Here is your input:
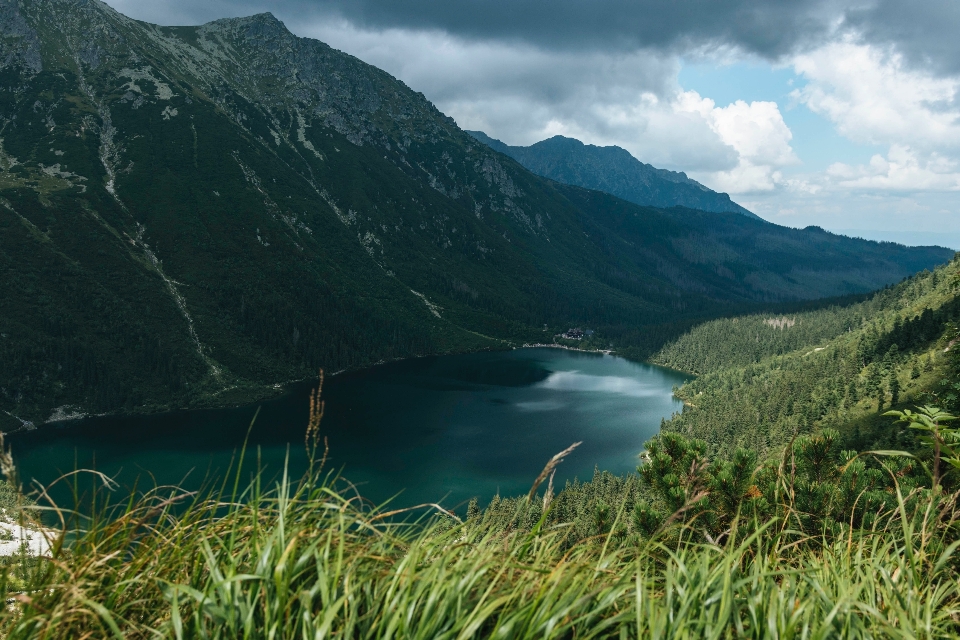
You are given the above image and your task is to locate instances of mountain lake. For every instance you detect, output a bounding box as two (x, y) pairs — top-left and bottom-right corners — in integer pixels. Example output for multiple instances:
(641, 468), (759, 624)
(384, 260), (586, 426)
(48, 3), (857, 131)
(10, 348), (690, 512)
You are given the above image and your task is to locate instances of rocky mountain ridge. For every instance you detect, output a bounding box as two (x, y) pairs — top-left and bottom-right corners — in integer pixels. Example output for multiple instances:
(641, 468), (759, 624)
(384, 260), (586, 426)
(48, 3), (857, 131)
(467, 131), (758, 218)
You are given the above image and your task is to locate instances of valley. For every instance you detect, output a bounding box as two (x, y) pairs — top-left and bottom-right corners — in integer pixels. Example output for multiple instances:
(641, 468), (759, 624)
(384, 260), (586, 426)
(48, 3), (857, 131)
(0, 0), (952, 427)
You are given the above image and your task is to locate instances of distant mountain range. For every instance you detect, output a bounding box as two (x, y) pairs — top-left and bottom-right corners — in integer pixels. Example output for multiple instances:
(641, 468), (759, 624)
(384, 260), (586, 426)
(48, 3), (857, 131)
(467, 131), (759, 219)
(0, 0), (952, 425)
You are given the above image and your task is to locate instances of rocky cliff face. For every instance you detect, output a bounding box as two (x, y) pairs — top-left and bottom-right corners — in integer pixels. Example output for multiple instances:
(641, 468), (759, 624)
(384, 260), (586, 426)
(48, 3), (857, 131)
(0, 0), (952, 425)
(1, 2), (537, 225)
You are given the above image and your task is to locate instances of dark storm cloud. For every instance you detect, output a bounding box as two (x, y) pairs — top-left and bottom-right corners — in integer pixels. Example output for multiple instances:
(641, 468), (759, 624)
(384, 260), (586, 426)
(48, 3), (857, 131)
(307, 0), (837, 57)
(112, 0), (838, 56)
(106, 0), (269, 26)
(845, 0), (960, 75)
(109, 0), (960, 76)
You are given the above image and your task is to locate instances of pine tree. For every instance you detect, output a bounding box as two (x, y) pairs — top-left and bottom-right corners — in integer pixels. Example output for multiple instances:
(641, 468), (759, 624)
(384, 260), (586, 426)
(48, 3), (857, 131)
(882, 344), (899, 369)
(847, 378), (860, 403)
(888, 370), (900, 406)
(466, 498), (481, 520)
(866, 364), (883, 407)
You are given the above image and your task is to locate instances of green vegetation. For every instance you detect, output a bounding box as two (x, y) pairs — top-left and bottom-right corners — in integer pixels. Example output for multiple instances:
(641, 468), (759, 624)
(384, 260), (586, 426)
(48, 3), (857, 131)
(2, 425), (960, 638)
(651, 257), (960, 457)
(0, 256), (958, 638)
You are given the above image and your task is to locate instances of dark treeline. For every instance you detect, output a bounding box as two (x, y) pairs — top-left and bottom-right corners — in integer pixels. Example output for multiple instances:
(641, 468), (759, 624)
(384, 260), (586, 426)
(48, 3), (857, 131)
(652, 267), (952, 375)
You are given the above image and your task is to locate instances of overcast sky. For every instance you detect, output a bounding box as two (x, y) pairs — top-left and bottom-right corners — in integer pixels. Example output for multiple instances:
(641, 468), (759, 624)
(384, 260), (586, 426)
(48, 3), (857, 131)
(105, 0), (960, 248)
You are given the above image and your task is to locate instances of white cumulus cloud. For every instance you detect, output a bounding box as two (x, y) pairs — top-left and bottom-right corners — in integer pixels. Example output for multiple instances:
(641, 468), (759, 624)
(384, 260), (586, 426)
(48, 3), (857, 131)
(792, 40), (960, 150)
(789, 39), (960, 194)
(826, 145), (960, 191)
(676, 92), (798, 193)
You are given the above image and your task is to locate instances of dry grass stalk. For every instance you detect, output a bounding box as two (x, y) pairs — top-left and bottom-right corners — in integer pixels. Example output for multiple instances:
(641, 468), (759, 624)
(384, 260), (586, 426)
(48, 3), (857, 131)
(305, 369), (325, 449)
(528, 442), (581, 502)
(543, 470), (556, 512)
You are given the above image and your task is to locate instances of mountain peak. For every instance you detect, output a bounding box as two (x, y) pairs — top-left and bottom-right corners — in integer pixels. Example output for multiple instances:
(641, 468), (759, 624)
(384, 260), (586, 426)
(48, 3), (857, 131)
(240, 11), (282, 23)
(468, 131), (757, 218)
(542, 135), (583, 146)
(196, 11), (295, 47)
(202, 11), (287, 31)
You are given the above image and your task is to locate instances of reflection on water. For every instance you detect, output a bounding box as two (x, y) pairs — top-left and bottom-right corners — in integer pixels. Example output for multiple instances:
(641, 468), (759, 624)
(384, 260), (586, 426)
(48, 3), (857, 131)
(515, 399), (568, 412)
(537, 371), (664, 397)
(11, 348), (690, 510)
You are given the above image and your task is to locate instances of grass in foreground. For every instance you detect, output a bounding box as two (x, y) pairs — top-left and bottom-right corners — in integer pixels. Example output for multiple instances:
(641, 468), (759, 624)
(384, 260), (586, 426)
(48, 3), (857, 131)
(1, 440), (960, 639)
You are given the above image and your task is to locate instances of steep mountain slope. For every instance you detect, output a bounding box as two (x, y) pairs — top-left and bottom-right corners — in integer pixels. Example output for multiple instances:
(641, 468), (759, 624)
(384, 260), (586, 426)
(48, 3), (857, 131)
(0, 0), (951, 426)
(467, 131), (759, 218)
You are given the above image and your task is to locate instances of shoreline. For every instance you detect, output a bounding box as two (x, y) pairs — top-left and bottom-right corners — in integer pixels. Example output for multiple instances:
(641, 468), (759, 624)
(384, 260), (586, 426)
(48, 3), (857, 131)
(6, 343), (690, 435)
(5, 344), (517, 433)
(519, 342), (616, 355)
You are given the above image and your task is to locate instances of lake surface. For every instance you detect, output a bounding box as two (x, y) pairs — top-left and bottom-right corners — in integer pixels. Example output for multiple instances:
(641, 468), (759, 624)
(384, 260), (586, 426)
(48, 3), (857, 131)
(10, 348), (689, 511)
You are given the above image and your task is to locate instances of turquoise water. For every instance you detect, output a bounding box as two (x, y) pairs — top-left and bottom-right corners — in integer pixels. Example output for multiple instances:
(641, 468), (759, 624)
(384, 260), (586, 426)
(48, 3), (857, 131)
(10, 348), (689, 510)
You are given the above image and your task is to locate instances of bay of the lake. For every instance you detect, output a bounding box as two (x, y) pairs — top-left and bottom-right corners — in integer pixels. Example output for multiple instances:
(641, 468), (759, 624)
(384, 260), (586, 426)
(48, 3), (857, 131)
(10, 348), (690, 511)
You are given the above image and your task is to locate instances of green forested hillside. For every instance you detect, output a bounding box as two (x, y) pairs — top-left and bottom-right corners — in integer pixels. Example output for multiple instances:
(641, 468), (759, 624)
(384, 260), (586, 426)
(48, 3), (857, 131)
(0, 0), (951, 426)
(651, 257), (960, 457)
